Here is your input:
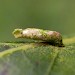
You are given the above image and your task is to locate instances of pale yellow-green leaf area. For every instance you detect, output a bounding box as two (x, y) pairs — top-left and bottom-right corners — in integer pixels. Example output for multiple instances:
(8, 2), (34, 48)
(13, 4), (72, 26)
(63, 36), (75, 45)
(0, 44), (34, 57)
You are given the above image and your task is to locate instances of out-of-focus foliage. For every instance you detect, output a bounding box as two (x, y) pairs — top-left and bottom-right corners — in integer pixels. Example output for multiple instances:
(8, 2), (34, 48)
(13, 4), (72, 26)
(0, 0), (75, 41)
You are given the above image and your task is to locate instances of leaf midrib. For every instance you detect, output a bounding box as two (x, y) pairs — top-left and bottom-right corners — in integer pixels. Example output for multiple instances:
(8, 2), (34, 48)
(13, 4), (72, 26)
(44, 49), (59, 75)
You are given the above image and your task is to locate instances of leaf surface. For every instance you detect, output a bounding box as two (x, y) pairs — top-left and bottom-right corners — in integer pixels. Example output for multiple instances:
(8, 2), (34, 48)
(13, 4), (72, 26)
(0, 37), (75, 75)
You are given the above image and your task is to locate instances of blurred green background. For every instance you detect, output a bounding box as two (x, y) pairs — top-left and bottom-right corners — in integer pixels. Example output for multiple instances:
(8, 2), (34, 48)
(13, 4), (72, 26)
(0, 0), (75, 42)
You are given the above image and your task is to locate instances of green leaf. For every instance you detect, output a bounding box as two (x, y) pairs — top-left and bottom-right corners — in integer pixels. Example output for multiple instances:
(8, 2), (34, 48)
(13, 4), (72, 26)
(0, 37), (75, 75)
